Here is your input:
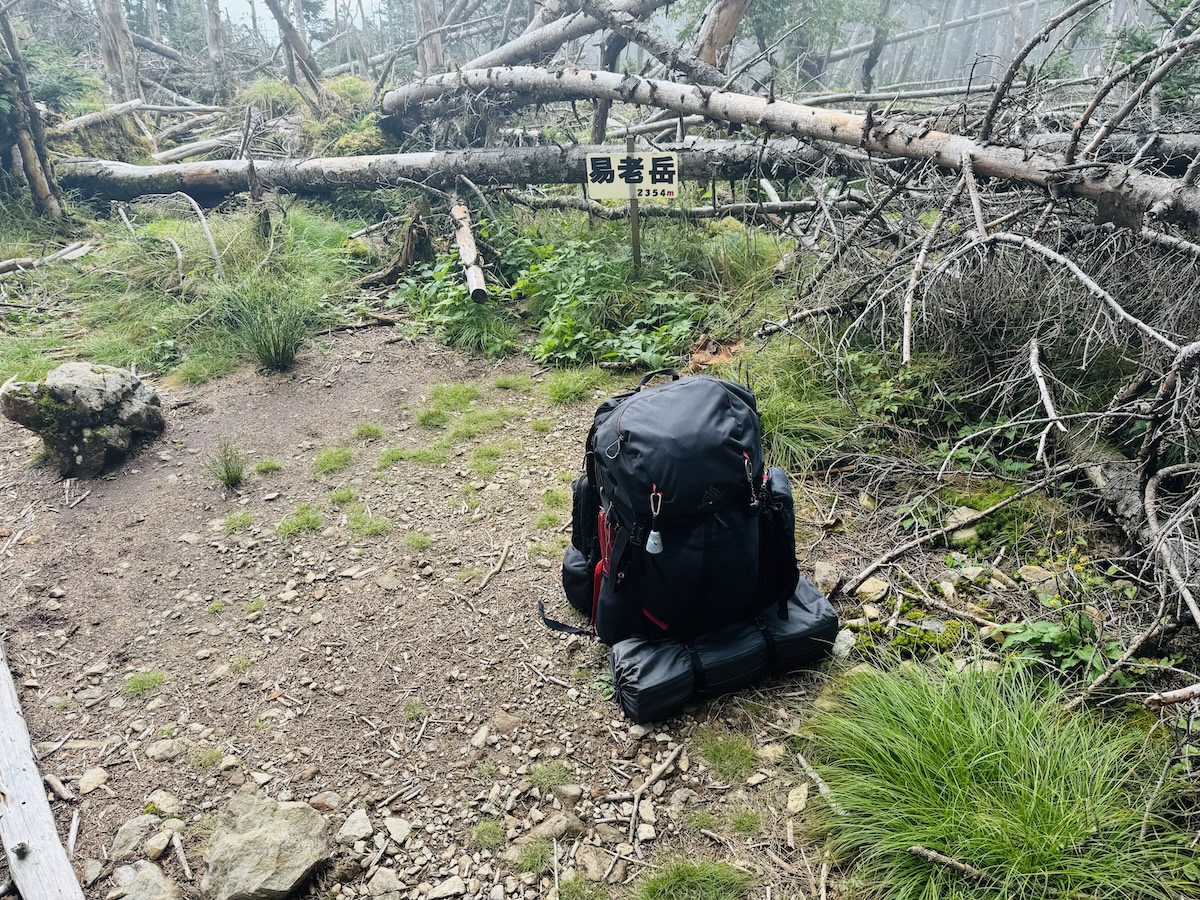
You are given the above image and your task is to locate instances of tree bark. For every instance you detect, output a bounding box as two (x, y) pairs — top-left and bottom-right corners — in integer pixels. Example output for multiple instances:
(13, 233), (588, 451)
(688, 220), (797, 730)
(94, 0), (141, 101)
(413, 0), (444, 75)
(56, 138), (825, 204)
(204, 0), (227, 100)
(0, 17), (63, 220)
(131, 32), (184, 62)
(692, 0), (750, 67)
(578, 0), (726, 86)
(146, 0), (163, 41)
(263, 0), (323, 92)
(381, 65), (1200, 226)
(450, 195), (488, 301)
(465, 0), (671, 69)
(590, 31), (628, 144)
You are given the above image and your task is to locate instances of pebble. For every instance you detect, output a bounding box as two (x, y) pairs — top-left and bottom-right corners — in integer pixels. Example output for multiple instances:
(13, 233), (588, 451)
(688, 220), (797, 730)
(78, 767), (108, 795)
(337, 808), (373, 844)
(311, 790), (342, 811)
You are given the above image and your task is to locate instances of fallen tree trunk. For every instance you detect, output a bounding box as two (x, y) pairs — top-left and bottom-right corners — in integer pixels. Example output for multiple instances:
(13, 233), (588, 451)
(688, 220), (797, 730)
(450, 195), (488, 301)
(131, 31), (184, 62)
(56, 138), (825, 204)
(381, 66), (1200, 225)
(0, 638), (85, 900)
(50, 98), (144, 134)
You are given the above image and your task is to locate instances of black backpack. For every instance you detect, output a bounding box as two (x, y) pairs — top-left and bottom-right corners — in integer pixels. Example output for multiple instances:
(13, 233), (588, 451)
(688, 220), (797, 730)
(553, 370), (800, 645)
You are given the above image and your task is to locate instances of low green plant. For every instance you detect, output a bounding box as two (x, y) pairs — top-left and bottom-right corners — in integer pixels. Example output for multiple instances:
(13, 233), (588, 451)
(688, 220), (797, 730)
(391, 256), (518, 357)
(633, 859), (750, 900)
(494, 374), (534, 391)
(313, 446), (353, 476)
(683, 810), (717, 830)
(416, 407), (450, 428)
(277, 503), (322, 536)
(195, 748), (223, 768)
(994, 610), (1129, 685)
(244, 598), (265, 614)
(693, 730), (757, 781)
(227, 291), (318, 371)
(535, 512), (561, 530)
(230, 654), (251, 673)
(430, 383), (481, 409)
(329, 485), (358, 505)
(804, 664), (1195, 900)
(448, 407), (517, 441)
(560, 876), (608, 900)
(730, 809), (762, 834)
(541, 488), (568, 510)
(202, 440), (248, 489)
(544, 368), (604, 404)
(254, 458), (282, 474)
(475, 762), (499, 780)
(530, 419), (553, 434)
(222, 510), (252, 533)
(529, 761), (570, 790)
(352, 422), (384, 441)
(404, 532), (432, 551)
(378, 443), (451, 467)
(471, 819), (506, 851)
(206, 600), (226, 614)
(402, 698), (427, 721)
(122, 670), (165, 696)
(347, 505), (389, 537)
(514, 839), (552, 874)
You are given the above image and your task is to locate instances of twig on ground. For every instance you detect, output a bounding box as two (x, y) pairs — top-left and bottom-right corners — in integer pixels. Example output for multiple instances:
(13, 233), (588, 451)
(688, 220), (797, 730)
(171, 832), (193, 881)
(1144, 681), (1200, 708)
(628, 745), (682, 844)
(795, 751), (842, 815)
(475, 541), (510, 593)
(1065, 598), (1168, 711)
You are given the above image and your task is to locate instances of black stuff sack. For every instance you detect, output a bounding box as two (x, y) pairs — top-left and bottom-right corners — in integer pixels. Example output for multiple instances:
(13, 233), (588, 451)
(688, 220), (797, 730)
(609, 576), (839, 724)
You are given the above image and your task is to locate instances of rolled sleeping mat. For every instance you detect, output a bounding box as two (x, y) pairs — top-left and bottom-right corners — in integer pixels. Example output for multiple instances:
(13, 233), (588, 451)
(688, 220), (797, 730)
(759, 576), (840, 673)
(610, 637), (694, 725)
(610, 620), (770, 723)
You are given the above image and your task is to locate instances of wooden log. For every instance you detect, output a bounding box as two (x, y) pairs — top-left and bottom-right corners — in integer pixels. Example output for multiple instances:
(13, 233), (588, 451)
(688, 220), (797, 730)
(450, 195), (488, 302)
(56, 138), (825, 204)
(50, 99), (144, 135)
(0, 638), (85, 900)
(380, 66), (1200, 225)
(578, 0), (726, 86)
(130, 32), (184, 62)
(151, 136), (231, 163)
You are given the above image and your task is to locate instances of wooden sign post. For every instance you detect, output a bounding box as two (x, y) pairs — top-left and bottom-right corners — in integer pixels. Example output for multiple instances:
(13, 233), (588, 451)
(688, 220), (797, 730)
(584, 141), (679, 272)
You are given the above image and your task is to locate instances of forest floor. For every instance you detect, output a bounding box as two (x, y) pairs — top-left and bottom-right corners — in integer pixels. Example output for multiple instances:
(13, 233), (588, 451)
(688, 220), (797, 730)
(0, 327), (853, 900)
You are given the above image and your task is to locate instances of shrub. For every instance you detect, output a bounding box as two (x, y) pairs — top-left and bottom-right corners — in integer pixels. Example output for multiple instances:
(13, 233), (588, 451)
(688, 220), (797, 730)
(804, 665), (1194, 900)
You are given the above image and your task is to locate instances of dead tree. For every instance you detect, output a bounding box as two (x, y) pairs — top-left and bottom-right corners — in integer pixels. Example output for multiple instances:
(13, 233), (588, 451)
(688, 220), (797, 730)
(94, 0), (141, 101)
(0, 12), (63, 220)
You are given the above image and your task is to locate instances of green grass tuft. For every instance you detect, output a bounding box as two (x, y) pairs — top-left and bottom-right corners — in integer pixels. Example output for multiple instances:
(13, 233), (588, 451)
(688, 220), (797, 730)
(693, 731), (757, 782)
(254, 458), (282, 474)
(515, 839), (552, 874)
(122, 670), (165, 696)
(530, 419), (553, 434)
(313, 446), (353, 476)
(544, 368), (606, 404)
(494, 374), (534, 392)
(529, 761), (571, 790)
(352, 422), (384, 441)
(277, 503), (322, 537)
(430, 383), (481, 410)
(347, 504), (389, 537)
(535, 511), (562, 530)
(202, 440), (248, 489)
(804, 665), (1194, 900)
(402, 698), (427, 721)
(404, 532), (432, 551)
(329, 485), (358, 505)
(633, 859), (750, 900)
(471, 819), (506, 851)
(222, 510), (253, 533)
(416, 407), (450, 428)
(730, 809), (762, 834)
(560, 877), (608, 900)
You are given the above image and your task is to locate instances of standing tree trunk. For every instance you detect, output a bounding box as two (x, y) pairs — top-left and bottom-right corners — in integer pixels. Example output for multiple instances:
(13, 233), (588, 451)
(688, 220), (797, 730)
(291, 0), (308, 43)
(94, 0), (141, 101)
(413, 0), (444, 75)
(0, 16), (63, 220)
(204, 0), (228, 101)
(146, 0), (163, 41)
(590, 31), (628, 143)
(264, 0), (325, 94)
(692, 0), (750, 67)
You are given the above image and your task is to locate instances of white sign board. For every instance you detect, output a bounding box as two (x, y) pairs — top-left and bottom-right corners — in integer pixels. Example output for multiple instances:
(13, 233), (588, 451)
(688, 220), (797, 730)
(585, 152), (679, 201)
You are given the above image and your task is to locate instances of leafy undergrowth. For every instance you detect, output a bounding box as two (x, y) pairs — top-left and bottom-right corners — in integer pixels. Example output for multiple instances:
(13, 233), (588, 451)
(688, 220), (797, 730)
(0, 204), (369, 384)
(801, 665), (1197, 900)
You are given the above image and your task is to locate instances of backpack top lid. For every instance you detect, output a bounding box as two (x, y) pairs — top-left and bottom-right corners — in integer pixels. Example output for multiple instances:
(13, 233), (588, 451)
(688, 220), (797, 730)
(590, 375), (763, 524)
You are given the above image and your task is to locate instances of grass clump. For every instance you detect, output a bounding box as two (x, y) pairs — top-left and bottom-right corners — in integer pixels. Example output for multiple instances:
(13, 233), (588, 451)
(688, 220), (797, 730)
(416, 407), (450, 428)
(329, 485), (358, 505)
(515, 839), (552, 874)
(222, 510), (252, 533)
(206, 600), (226, 614)
(535, 511), (561, 530)
(730, 809), (762, 834)
(471, 819), (506, 851)
(254, 458), (282, 474)
(804, 665), (1195, 900)
(230, 654), (251, 673)
(634, 859), (750, 900)
(277, 503), (322, 536)
(544, 368), (605, 404)
(683, 810), (717, 831)
(347, 505), (389, 537)
(202, 440), (248, 489)
(313, 446), (353, 476)
(447, 407), (517, 441)
(244, 598), (265, 614)
(352, 422), (384, 441)
(404, 532), (432, 551)
(195, 748), (223, 768)
(470, 441), (518, 478)
(229, 292), (316, 371)
(430, 383), (481, 410)
(402, 698), (427, 721)
(693, 730), (757, 782)
(494, 373), (534, 391)
(530, 419), (553, 434)
(541, 488), (568, 510)
(122, 670), (165, 696)
(529, 761), (571, 790)
(378, 442), (451, 468)
(560, 877), (607, 900)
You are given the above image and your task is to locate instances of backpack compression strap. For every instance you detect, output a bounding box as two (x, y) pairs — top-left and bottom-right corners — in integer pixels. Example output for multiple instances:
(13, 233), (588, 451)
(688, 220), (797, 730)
(537, 599), (593, 636)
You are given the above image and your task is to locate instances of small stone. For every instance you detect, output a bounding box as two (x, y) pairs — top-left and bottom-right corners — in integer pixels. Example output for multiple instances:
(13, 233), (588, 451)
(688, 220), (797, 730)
(219, 755), (242, 771)
(78, 767), (108, 794)
(1017, 564), (1059, 597)
(628, 724), (651, 740)
(428, 875), (466, 899)
(855, 577), (888, 603)
(112, 814), (162, 861)
(144, 830), (173, 861)
(384, 817), (412, 844)
(310, 790), (342, 811)
(84, 859), (103, 886)
(492, 710), (521, 734)
(178, 533), (201, 545)
(786, 784), (809, 813)
(831, 628), (855, 660)
(376, 571), (402, 592)
(812, 561), (839, 596)
(250, 771), (274, 786)
(746, 772), (769, 786)
(575, 845), (608, 882)
(552, 784), (583, 804)
(366, 867), (402, 896)
(861, 602), (881, 620)
(635, 823), (656, 842)
(114, 860), (180, 900)
(146, 789), (183, 816)
(337, 808), (372, 844)
(757, 743), (785, 763)
(469, 725), (490, 749)
(145, 739), (186, 762)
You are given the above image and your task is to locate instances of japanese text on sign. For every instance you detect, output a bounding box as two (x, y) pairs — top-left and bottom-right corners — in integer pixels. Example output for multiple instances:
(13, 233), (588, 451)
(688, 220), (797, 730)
(585, 152), (679, 201)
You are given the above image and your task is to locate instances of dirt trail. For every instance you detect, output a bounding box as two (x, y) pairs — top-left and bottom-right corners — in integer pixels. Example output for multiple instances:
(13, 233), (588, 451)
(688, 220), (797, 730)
(0, 329), (825, 899)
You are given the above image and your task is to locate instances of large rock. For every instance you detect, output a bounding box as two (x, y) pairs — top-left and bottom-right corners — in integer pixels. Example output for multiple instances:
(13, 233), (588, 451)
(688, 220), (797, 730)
(201, 784), (332, 900)
(0, 362), (164, 476)
(114, 861), (180, 900)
